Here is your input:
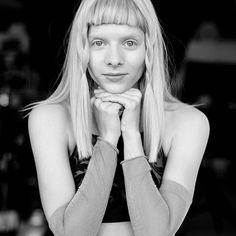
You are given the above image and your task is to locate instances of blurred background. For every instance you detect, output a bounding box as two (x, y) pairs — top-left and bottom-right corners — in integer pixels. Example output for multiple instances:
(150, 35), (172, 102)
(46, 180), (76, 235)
(0, 0), (236, 235)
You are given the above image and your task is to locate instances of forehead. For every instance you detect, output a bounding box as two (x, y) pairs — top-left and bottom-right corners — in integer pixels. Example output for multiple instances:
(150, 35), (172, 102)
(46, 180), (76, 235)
(88, 24), (144, 39)
(85, 0), (147, 32)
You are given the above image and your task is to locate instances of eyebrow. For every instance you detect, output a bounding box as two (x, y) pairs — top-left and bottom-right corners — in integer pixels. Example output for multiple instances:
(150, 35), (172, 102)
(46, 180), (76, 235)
(89, 33), (143, 41)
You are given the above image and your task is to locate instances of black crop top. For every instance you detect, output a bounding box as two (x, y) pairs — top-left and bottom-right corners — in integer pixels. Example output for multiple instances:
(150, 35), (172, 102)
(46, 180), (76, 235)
(69, 133), (166, 223)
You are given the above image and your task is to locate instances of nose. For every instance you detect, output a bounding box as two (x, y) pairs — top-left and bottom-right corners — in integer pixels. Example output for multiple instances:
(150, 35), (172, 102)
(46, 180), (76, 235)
(105, 45), (124, 68)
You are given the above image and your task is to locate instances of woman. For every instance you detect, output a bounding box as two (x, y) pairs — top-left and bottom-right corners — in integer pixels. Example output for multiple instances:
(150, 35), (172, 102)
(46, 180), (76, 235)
(28, 0), (210, 235)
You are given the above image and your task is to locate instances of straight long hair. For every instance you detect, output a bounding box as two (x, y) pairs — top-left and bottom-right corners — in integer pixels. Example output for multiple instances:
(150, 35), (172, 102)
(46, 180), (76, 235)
(28, 0), (179, 162)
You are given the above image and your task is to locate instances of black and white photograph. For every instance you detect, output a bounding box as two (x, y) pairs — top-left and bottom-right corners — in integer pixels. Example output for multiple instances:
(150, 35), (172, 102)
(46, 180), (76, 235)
(0, 0), (236, 235)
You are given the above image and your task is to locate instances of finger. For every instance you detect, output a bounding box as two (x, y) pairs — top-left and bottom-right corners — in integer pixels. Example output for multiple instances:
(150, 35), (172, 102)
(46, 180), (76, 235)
(94, 88), (140, 95)
(108, 102), (123, 112)
(94, 88), (106, 94)
(100, 95), (136, 109)
(122, 89), (142, 98)
(95, 100), (122, 115)
(94, 98), (120, 112)
(115, 93), (142, 103)
(91, 96), (101, 111)
(125, 88), (142, 94)
(90, 96), (96, 111)
(94, 91), (112, 98)
(107, 103), (124, 115)
(94, 98), (103, 108)
(95, 88), (142, 100)
(90, 96), (96, 106)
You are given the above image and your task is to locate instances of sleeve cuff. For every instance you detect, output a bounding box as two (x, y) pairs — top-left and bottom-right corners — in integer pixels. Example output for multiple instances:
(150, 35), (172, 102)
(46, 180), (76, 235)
(97, 136), (119, 154)
(120, 155), (148, 165)
(121, 155), (152, 181)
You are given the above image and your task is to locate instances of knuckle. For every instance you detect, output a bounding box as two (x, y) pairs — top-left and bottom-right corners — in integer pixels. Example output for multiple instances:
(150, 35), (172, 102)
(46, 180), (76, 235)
(94, 98), (105, 109)
(136, 95), (142, 103)
(106, 107), (113, 114)
(129, 101), (136, 109)
(94, 99), (100, 107)
(99, 102), (107, 111)
(136, 90), (142, 98)
(108, 103), (120, 114)
(90, 97), (95, 105)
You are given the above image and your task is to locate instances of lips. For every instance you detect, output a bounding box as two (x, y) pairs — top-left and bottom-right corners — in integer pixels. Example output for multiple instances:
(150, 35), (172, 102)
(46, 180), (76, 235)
(103, 73), (128, 76)
(102, 73), (128, 80)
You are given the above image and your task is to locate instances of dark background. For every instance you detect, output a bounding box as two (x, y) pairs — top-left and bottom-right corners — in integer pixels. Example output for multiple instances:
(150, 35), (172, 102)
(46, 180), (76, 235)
(0, 0), (236, 235)
(2, 0), (236, 89)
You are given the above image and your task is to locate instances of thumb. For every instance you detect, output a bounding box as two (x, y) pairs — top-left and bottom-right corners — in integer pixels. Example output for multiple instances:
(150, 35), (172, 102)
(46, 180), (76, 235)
(111, 102), (123, 114)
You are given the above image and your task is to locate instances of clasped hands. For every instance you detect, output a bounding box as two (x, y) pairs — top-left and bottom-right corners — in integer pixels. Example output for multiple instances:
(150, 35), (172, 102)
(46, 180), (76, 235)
(91, 87), (142, 146)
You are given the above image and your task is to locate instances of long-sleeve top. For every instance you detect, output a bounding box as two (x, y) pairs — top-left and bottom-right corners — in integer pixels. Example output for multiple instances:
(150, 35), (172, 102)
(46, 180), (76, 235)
(122, 156), (193, 236)
(48, 137), (118, 236)
(48, 136), (193, 236)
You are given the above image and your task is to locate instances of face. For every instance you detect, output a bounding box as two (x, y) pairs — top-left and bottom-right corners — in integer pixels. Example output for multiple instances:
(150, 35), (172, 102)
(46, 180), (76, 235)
(88, 24), (145, 94)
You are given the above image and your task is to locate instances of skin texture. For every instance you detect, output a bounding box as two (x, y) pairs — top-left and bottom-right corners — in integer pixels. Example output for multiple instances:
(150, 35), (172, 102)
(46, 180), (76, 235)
(28, 24), (209, 236)
(88, 24), (145, 94)
(89, 24), (146, 157)
(88, 24), (209, 194)
(93, 87), (145, 160)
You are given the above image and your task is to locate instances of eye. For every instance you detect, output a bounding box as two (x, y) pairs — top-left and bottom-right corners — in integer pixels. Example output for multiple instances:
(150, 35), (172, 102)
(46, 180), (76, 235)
(91, 40), (104, 47)
(124, 40), (137, 48)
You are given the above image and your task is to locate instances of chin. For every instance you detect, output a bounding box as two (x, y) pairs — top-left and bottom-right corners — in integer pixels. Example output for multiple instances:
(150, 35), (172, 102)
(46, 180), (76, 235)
(101, 84), (135, 94)
(104, 87), (130, 94)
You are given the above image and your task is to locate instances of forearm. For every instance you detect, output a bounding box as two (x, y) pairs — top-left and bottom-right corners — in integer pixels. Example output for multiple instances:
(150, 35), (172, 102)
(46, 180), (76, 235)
(48, 138), (118, 236)
(121, 157), (193, 236)
(122, 132), (145, 160)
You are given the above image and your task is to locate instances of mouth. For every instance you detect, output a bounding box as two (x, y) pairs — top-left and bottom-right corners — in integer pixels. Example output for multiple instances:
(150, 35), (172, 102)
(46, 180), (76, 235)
(103, 73), (128, 76)
(102, 73), (128, 80)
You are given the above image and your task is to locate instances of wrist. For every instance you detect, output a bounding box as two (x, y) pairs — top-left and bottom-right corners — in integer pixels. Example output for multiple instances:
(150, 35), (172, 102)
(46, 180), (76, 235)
(120, 155), (147, 165)
(122, 132), (145, 160)
(97, 137), (119, 154)
(99, 134), (119, 147)
(122, 130), (141, 139)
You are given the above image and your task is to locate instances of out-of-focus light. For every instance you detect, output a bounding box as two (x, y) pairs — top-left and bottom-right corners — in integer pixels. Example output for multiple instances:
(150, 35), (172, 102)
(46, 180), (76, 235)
(0, 93), (10, 107)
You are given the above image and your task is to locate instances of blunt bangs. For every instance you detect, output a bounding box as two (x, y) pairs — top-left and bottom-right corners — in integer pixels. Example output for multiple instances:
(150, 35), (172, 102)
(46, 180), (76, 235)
(87, 0), (147, 32)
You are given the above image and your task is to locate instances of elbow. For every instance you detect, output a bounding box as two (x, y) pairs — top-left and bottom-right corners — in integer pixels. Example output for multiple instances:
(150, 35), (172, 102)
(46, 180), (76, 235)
(152, 209), (187, 236)
(163, 207), (190, 236)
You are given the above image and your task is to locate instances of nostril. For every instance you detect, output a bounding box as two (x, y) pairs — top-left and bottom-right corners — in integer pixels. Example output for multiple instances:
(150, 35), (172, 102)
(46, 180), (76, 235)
(108, 61), (122, 66)
(106, 58), (124, 67)
(105, 49), (124, 67)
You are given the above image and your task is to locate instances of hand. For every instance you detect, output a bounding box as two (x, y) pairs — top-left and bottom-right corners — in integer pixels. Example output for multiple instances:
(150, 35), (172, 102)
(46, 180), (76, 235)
(91, 94), (122, 146)
(94, 88), (142, 137)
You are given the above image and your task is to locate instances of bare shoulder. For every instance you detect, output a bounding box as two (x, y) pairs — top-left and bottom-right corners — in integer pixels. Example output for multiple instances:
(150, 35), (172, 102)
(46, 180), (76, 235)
(166, 102), (209, 135)
(28, 102), (76, 219)
(163, 102), (210, 153)
(28, 102), (70, 129)
(28, 102), (75, 150)
(163, 102), (210, 192)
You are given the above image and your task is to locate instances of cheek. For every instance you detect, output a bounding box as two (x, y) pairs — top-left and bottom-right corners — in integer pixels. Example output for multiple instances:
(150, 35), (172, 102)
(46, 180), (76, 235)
(129, 47), (145, 71)
(88, 54), (101, 75)
(130, 56), (145, 74)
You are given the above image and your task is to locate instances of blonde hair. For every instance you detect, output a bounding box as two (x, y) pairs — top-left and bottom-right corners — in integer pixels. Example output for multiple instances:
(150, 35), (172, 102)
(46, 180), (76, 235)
(29, 0), (179, 162)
